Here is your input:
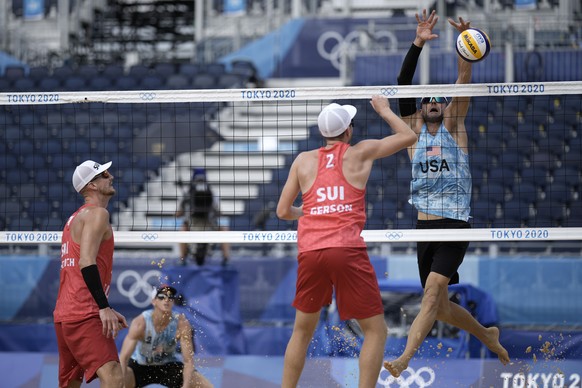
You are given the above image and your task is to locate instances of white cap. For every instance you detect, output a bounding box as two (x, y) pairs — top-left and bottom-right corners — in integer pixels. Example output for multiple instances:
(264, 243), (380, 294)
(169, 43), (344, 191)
(317, 103), (357, 138)
(72, 160), (112, 193)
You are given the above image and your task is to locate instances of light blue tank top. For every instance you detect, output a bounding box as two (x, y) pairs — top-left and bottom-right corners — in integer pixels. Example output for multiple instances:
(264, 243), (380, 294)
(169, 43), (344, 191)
(131, 310), (181, 365)
(409, 123), (471, 221)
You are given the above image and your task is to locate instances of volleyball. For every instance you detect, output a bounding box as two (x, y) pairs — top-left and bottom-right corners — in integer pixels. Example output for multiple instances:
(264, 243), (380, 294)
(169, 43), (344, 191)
(455, 28), (491, 62)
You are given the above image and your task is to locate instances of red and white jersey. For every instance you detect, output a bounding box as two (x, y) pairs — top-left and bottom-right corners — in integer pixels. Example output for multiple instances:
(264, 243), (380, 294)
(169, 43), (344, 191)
(53, 204), (114, 323)
(298, 142), (367, 252)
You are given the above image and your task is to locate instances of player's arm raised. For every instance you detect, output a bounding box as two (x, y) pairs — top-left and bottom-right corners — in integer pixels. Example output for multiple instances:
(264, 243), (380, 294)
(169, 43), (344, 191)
(353, 96), (417, 161)
(119, 315), (145, 386)
(445, 16), (473, 151)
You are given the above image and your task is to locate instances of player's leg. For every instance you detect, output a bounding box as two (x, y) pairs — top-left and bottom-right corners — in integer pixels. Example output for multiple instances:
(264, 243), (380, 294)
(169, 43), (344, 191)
(436, 297), (510, 364)
(281, 309), (320, 388)
(95, 361), (124, 387)
(55, 322), (84, 388)
(331, 247), (387, 387)
(355, 314), (388, 388)
(123, 361), (137, 388)
(384, 272), (450, 377)
(179, 221), (190, 265)
(191, 370), (214, 388)
(64, 317), (123, 387)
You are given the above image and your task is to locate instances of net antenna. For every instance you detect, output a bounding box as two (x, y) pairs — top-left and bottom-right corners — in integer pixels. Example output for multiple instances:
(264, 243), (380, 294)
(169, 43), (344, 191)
(1, 81), (581, 254)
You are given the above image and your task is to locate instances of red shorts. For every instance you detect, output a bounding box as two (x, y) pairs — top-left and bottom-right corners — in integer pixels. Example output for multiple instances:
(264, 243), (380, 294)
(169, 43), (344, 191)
(293, 247), (384, 320)
(54, 315), (119, 386)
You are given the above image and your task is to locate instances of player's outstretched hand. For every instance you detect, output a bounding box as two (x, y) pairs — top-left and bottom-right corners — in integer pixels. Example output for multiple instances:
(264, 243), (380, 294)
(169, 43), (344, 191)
(415, 9), (439, 44)
(448, 16), (471, 33)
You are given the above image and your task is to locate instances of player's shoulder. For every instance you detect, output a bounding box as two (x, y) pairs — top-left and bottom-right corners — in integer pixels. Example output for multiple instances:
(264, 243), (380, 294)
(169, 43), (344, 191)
(293, 149), (317, 164)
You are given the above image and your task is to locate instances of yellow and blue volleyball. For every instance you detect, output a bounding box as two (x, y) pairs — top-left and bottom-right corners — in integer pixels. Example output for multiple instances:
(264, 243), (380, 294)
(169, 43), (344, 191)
(455, 28), (491, 62)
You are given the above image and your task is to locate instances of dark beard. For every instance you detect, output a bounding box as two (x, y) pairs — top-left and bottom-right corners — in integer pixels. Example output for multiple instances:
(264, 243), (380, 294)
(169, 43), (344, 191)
(422, 111), (443, 124)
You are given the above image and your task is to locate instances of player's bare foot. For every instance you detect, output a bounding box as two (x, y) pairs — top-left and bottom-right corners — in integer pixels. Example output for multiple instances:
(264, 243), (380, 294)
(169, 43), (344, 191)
(383, 358), (408, 378)
(484, 327), (510, 365)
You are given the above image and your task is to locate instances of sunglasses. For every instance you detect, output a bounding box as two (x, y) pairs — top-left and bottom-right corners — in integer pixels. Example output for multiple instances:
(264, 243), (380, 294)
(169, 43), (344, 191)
(421, 97), (448, 104)
(90, 170), (110, 182)
(156, 294), (175, 301)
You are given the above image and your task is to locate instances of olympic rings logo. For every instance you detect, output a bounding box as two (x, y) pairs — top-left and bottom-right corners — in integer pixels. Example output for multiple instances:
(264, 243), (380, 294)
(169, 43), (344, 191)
(116, 269), (162, 308)
(385, 232), (403, 240)
(381, 88), (398, 96)
(139, 92), (156, 100)
(316, 29), (398, 71)
(141, 233), (159, 241)
(377, 366), (436, 387)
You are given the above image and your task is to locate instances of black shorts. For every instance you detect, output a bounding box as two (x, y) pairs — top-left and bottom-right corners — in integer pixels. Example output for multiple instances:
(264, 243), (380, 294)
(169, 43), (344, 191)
(128, 358), (184, 388)
(416, 218), (471, 288)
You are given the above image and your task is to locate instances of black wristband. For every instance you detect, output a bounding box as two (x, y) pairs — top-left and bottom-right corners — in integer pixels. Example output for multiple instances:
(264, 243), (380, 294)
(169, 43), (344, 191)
(81, 264), (110, 309)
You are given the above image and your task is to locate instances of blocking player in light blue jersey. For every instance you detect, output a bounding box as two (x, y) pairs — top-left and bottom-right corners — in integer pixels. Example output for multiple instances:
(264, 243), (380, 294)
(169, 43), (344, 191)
(383, 9), (510, 378)
(119, 284), (213, 388)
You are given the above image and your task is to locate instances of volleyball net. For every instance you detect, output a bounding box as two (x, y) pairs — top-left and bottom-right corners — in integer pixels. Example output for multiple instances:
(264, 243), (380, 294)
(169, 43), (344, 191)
(1, 81), (581, 250)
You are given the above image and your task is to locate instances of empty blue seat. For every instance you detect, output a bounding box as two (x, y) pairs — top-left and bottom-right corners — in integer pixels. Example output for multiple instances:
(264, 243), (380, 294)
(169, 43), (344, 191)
(4, 65), (25, 81)
(14, 183), (39, 200)
(520, 167), (549, 187)
(129, 64), (151, 78)
(52, 65), (75, 80)
(4, 125), (22, 141)
(65, 139), (91, 154)
(102, 64), (124, 79)
(28, 66), (50, 82)
(472, 199), (497, 222)
(33, 168), (58, 185)
(115, 75), (138, 90)
(153, 63), (176, 78)
(28, 200), (51, 216)
(204, 63), (226, 76)
(37, 217), (64, 231)
(89, 76), (113, 91)
(480, 182), (506, 204)
(22, 154), (45, 169)
(217, 73), (243, 89)
(9, 139), (34, 154)
(178, 63), (201, 77)
(140, 75), (164, 90)
(12, 78), (35, 91)
(551, 166), (579, 187)
(38, 76), (61, 92)
(166, 74), (190, 89)
(114, 154), (133, 169)
(8, 217), (35, 231)
(111, 124), (134, 139)
(544, 182), (572, 204)
(502, 199), (530, 222)
(505, 137), (534, 157)
(63, 76), (87, 91)
(192, 73), (216, 89)
(76, 64), (101, 79)
(134, 155), (162, 172)
(0, 154), (18, 170)
(487, 167), (515, 186)
(49, 154), (74, 170)
(512, 181), (539, 204)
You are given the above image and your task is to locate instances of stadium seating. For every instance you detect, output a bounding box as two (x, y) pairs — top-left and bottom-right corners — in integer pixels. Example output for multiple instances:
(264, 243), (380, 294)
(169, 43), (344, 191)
(0, 58), (580, 238)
